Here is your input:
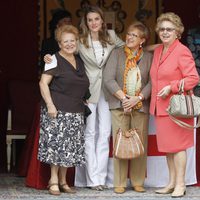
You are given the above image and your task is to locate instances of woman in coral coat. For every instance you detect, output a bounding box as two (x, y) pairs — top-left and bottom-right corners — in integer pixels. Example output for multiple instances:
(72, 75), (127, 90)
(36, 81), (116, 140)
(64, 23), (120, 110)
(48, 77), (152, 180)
(150, 12), (199, 198)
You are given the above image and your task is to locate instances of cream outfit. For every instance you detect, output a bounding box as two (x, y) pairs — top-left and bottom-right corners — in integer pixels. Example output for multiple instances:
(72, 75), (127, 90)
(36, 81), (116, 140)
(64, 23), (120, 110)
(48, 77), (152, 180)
(75, 30), (124, 187)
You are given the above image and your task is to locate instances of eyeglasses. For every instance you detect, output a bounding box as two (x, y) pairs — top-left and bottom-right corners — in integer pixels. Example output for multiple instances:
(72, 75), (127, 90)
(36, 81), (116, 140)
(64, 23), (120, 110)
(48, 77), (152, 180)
(158, 27), (175, 32)
(126, 32), (140, 38)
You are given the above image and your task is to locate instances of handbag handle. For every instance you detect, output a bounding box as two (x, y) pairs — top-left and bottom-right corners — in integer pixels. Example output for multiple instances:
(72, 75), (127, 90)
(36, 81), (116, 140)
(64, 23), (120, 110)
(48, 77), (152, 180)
(120, 112), (144, 144)
(178, 79), (184, 94)
(179, 79), (193, 95)
(169, 114), (200, 130)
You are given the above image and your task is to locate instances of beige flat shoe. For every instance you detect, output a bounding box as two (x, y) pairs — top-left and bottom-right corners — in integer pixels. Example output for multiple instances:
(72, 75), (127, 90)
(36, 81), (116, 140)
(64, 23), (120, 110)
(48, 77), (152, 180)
(155, 187), (174, 194)
(133, 186), (146, 193)
(171, 186), (186, 198)
(47, 183), (61, 195)
(59, 183), (76, 193)
(114, 187), (125, 194)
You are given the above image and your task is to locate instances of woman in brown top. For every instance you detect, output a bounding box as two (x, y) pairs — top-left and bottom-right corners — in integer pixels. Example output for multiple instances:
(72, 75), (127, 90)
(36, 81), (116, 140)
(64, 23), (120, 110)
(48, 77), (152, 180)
(38, 25), (89, 195)
(104, 21), (152, 194)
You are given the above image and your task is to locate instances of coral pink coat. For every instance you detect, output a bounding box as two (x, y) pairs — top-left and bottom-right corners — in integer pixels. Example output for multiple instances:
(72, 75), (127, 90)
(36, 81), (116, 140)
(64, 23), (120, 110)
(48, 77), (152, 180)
(150, 39), (199, 116)
(150, 39), (199, 152)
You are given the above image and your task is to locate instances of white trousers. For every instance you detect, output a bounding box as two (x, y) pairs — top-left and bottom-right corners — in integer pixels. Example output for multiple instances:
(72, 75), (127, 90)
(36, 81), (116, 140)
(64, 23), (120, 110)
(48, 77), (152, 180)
(75, 90), (111, 187)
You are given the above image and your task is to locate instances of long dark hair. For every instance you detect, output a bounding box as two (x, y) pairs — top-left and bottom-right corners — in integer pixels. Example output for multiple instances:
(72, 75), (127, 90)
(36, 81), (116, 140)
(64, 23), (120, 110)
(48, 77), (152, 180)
(49, 9), (72, 37)
(79, 5), (113, 48)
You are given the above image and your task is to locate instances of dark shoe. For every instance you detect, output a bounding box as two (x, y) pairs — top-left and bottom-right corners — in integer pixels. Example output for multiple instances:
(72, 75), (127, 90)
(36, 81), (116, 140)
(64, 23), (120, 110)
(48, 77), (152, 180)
(133, 186), (146, 193)
(171, 186), (186, 198)
(114, 187), (125, 194)
(155, 187), (174, 194)
(47, 183), (61, 195)
(59, 183), (76, 193)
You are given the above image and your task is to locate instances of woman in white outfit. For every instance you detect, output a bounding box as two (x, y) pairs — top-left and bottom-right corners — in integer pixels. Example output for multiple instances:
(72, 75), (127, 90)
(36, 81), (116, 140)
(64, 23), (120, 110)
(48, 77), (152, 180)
(76, 5), (124, 190)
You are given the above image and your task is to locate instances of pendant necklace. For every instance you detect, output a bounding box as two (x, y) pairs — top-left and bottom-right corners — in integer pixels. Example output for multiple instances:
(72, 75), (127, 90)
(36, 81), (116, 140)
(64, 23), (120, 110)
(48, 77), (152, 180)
(90, 33), (105, 66)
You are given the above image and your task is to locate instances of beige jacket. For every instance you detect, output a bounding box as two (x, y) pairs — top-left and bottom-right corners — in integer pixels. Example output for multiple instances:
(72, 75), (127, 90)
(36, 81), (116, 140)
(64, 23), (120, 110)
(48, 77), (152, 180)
(103, 47), (152, 113)
(78, 30), (124, 103)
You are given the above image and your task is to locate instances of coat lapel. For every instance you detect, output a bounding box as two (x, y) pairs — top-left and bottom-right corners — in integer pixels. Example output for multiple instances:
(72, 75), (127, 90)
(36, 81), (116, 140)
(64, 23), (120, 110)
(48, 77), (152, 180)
(79, 35), (97, 66)
(159, 39), (179, 66)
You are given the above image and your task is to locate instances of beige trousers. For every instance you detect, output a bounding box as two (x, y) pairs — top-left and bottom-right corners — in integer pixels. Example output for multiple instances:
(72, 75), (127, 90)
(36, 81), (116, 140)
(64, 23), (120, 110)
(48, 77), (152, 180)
(111, 109), (149, 188)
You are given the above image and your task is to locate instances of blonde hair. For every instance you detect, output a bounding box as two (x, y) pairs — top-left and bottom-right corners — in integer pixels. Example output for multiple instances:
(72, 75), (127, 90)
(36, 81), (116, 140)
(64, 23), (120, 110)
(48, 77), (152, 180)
(55, 25), (79, 42)
(155, 12), (184, 39)
(79, 5), (113, 48)
(127, 21), (150, 46)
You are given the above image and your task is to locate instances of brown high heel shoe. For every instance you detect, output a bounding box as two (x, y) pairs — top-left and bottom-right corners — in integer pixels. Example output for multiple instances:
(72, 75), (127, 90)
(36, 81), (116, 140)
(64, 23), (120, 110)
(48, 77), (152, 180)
(171, 186), (186, 198)
(47, 183), (61, 195)
(59, 183), (76, 193)
(155, 187), (174, 194)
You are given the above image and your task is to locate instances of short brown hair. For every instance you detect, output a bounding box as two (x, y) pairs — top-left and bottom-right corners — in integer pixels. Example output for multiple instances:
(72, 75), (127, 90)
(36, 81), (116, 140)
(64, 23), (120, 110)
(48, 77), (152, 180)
(155, 12), (184, 39)
(127, 21), (150, 45)
(55, 25), (79, 42)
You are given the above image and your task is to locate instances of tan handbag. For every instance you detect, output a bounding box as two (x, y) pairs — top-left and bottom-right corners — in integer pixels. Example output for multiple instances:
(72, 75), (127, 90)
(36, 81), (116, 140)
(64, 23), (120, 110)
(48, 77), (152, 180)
(113, 114), (144, 159)
(167, 79), (200, 129)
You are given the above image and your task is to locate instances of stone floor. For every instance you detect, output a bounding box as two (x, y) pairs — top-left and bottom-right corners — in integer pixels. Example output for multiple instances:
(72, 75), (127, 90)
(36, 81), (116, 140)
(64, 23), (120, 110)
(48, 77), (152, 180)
(0, 174), (200, 200)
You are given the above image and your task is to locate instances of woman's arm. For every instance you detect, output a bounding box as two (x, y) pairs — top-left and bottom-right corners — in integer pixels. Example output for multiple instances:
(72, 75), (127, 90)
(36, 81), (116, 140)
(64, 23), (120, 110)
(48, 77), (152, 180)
(108, 30), (125, 48)
(144, 44), (160, 51)
(170, 47), (199, 93)
(44, 54), (53, 64)
(39, 74), (57, 118)
(140, 53), (153, 99)
(104, 49), (122, 95)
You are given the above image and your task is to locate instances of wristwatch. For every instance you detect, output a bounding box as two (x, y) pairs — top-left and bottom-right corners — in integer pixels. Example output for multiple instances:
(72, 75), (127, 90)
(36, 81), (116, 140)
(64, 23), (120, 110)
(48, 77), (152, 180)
(121, 96), (126, 102)
(138, 95), (143, 101)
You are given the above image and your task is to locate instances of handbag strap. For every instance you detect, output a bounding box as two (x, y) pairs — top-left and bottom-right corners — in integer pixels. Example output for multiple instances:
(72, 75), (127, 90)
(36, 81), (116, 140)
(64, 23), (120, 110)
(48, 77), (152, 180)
(169, 114), (200, 130)
(179, 79), (184, 94)
(179, 79), (193, 95)
(120, 112), (144, 143)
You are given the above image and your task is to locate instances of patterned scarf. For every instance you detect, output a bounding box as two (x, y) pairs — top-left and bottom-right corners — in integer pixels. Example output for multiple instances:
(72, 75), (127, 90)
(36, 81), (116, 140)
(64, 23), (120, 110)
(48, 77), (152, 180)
(123, 45), (143, 110)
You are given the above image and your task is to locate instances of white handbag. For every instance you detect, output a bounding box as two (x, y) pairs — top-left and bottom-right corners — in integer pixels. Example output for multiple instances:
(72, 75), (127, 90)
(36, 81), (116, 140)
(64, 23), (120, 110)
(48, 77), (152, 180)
(167, 79), (200, 129)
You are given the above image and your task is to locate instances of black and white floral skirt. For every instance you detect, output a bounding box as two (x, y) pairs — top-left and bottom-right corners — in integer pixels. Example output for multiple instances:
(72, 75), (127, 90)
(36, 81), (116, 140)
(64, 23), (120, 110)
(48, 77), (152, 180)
(38, 107), (85, 167)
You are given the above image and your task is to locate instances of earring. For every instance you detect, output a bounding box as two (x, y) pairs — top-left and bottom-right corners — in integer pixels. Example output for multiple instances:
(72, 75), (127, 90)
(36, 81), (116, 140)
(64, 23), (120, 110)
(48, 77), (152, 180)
(140, 43), (143, 48)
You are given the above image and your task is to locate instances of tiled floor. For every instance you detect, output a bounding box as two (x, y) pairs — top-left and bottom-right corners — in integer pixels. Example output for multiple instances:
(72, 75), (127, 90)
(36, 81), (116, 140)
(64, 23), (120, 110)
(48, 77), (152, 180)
(0, 174), (200, 200)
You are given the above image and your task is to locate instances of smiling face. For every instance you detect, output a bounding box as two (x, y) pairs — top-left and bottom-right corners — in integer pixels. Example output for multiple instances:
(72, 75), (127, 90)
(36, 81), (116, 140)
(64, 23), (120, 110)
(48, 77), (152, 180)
(58, 32), (77, 55)
(86, 12), (103, 33)
(125, 28), (145, 51)
(158, 21), (177, 46)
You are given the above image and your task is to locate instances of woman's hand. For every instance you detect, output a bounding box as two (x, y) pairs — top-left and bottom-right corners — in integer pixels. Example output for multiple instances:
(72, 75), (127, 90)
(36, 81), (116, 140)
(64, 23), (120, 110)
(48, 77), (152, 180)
(157, 85), (171, 99)
(44, 54), (53, 64)
(47, 103), (58, 118)
(122, 95), (140, 110)
(83, 100), (89, 105)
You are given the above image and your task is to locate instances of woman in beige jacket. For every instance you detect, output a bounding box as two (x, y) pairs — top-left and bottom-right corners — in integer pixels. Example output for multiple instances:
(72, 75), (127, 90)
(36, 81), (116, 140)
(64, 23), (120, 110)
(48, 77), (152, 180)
(104, 21), (152, 194)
